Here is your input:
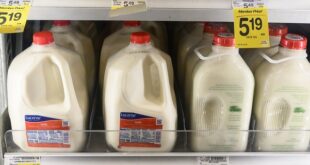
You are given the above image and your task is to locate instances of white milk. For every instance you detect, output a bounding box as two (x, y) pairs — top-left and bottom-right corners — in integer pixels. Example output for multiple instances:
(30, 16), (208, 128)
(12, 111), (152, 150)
(104, 32), (177, 152)
(190, 33), (254, 152)
(99, 21), (161, 90)
(8, 31), (88, 152)
(50, 21), (95, 95)
(254, 34), (310, 151)
(183, 23), (228, 111)
(242, 24), (288, 72)
(177, 22), (204, 86)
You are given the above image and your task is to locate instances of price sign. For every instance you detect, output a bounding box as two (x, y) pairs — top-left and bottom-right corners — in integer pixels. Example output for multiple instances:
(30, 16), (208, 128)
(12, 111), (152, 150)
(197, 156), (229, 165)
(0, 0), (30, 33)
(8, 156), (41, 165)
(110, 0), (147, 17)
(233, 0), (270, 48)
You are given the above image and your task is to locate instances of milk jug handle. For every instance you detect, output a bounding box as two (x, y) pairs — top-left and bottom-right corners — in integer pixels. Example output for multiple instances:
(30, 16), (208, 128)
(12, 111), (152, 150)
(52, 57), (77, 105)
(194, 46), (230, 60)
(259, 51), (307, 64)
(160, 62), (175, 105)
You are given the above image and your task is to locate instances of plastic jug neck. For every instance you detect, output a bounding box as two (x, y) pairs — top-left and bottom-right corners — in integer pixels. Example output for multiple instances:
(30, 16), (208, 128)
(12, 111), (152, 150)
(279, 47), (307, 57)
(51, 25), (72, 33)
(129, 42), (153, 49)
(270, 35), (281, 47)
(212, 45), (239, 55)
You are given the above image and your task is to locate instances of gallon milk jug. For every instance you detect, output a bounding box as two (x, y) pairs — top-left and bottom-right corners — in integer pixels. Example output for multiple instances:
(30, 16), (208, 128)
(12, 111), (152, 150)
(141, 21), (168, 50)
(50, 20), (95, 95)
(104, 32), (177, 152)
(183, 23), (228, 110)
(254, 34), (310, 151)
(190, 33), (254, 152)
(99, 21), (161, 90)
(8, 31), (88, 152)
(177, 22), (204, 84)
(242, 24), (288, 72)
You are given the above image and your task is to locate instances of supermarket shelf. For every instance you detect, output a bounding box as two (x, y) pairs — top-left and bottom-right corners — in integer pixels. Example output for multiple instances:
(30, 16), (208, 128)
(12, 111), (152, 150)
(27, 0), (310, 23)
(4, 152), (310, 157)
(4, 152), (310, 165)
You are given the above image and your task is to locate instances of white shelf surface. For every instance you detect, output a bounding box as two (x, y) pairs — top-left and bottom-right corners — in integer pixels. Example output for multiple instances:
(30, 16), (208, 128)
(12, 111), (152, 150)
(4, 152), (310, 165)
(27, 0), (310, 23)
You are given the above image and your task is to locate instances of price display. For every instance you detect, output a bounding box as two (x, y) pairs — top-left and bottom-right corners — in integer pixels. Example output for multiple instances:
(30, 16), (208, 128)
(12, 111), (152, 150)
(233, 0), (270, 48)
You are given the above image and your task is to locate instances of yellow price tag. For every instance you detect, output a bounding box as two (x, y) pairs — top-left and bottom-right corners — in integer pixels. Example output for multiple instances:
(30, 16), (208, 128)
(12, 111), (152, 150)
(0, 4), (30, 33)
(233, 7), (270, 48)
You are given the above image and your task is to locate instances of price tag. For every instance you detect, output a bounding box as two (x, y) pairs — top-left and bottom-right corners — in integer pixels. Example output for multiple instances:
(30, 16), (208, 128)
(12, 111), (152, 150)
(233, 0), (270, 48)
(0, 0), (31, 33)
(110, 0), (147, 17)
(197, 157), (229, 165)
(8, 156), (40, 165)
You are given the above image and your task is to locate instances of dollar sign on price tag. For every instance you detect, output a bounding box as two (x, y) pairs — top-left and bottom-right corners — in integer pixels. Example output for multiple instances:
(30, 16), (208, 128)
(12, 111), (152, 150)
(110, 0), (147, 17)
(0, 0), (31, 33)
(233, 0), (270, 48)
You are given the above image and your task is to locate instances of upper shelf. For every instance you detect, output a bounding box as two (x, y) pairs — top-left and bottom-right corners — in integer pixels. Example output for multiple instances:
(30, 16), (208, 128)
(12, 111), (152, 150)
(28, 0), (310, 23)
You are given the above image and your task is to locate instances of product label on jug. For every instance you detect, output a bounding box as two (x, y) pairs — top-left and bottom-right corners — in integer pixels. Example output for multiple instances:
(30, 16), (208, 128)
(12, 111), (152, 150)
(256, 86), (310, 150)
(119, 112), (162, 148)
(25, 115), (70, 148)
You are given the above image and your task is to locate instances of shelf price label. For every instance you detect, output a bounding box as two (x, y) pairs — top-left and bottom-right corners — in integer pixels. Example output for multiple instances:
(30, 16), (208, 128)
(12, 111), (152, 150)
(110, 0), (147, 17)
(233, 0), (270, 48)
(197, 156), (229, 165)
(0, 0), (31, 33)
(8, 156), (41, 165)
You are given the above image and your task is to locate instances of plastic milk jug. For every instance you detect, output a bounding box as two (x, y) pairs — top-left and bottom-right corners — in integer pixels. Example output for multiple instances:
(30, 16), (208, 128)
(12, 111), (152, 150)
(104, 32), (177, 152)
(99, 21), (161, 90)
(183, 23), (228, 110)
(254, 34), (310, 151)
(190, 33), (254, 151)
(50, 20), (95, 95)
(8, 31), (88, 152)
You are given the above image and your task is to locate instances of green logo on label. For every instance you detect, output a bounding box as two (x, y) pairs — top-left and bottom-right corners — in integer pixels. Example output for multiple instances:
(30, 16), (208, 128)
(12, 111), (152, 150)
(230, 106), (241, 112)
(294, 107), (305, 113)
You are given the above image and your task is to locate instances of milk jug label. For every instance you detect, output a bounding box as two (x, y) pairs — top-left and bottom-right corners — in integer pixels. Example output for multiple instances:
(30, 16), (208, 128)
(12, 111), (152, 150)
(119, 112), (162, 148)
(25, 115), (70, 148)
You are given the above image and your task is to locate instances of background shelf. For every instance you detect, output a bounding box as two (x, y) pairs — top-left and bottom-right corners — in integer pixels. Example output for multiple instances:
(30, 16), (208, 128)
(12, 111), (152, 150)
(28, 0), (310, 23)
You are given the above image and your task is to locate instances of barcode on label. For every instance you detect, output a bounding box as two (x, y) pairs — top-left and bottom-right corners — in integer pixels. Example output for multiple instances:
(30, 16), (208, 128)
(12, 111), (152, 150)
(198, 157), (229, 165)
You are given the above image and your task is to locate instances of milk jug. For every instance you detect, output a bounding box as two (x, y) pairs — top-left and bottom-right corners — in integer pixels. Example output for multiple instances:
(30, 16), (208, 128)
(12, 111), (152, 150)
(8, 31), (88, 152)
(254, 34), (310, 151)
(190, 33), (254, 152)
(141, 21), (168, 50)
(99, 21), (161, 90)
(242, 24), (288, 72)
(50, 20), (95, 95)
(177, 22), (204, 85)
(108, 21), (167, 47)
(104, 32), (177, 152)
(183, 23), (228, 110)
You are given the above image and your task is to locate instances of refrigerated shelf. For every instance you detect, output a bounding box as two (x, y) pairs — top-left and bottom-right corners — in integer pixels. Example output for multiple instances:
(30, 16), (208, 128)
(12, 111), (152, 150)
(2, 1), (310, 164)
(27, 0), (310, 23)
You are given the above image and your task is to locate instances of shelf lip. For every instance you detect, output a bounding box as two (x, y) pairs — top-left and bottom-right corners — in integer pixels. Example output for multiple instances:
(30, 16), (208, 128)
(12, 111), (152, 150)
(5, 152), (310, 158)
(27, 7), (310, 23)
